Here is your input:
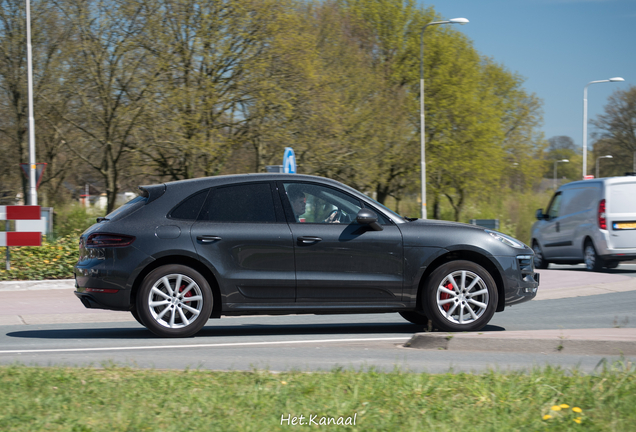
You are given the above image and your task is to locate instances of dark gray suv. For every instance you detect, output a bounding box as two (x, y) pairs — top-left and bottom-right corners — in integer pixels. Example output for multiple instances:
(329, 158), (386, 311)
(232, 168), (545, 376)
(74, 174), (539, 337)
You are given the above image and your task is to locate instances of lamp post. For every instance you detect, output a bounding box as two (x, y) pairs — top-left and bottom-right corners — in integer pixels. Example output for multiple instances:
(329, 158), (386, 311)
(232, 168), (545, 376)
(554, 159), (569, 189)
(26, 0), (37, 205)
(596, 155), (613, 178)
(420, 17), (468, 219)
(582, 77), (624, 179)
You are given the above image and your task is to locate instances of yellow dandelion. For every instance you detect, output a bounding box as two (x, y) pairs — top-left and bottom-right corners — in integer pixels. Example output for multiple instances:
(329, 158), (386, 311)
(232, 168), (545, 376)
(572, 407), (582, 413)
(44, 260), (50, 264)
(574, 417), (582, 424)
(281, 381), (287, 385)
(542, 415), (552, 420)
(551, 405), (562, 411)
(560, 404), (570, 409)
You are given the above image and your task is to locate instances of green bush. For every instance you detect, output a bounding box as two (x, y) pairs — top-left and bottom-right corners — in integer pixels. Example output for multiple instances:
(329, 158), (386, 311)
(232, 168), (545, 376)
(52, 204), (101, 240)
(0, 233), (79, 281)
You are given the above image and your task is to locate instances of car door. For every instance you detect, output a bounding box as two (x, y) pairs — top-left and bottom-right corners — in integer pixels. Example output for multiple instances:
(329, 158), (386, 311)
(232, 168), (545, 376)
(537, 191), (569, 259)
(279, 181), (404, 303)
(190, 181), (296, 304)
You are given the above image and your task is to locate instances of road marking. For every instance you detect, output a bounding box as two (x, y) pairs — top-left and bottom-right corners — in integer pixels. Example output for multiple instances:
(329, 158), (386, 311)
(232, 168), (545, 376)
(0, 337), (409, 355)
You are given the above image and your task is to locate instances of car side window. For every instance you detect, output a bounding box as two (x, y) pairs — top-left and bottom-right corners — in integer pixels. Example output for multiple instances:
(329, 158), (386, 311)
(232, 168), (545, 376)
(547, 192), (562, 220)
(199, 183), (276, 223)
(282, 182), (363, 224)
(169, 189), (209, 220)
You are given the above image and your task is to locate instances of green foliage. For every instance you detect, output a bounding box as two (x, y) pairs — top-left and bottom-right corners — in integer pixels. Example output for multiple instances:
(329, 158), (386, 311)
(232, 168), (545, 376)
(0, 365), (635, 431)
(0, 234), (77, 281)
(51, 204), (99, 240)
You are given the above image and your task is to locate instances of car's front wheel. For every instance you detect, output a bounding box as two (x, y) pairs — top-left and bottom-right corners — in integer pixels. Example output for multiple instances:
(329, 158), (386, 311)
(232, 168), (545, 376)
(424, 260), (498, 332)
(136, 264), (213, 338)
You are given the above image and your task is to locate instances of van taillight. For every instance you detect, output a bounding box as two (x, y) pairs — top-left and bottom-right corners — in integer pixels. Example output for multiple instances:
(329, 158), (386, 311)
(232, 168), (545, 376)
(598, 199), (607, 230)
(86, 233), (135, 248)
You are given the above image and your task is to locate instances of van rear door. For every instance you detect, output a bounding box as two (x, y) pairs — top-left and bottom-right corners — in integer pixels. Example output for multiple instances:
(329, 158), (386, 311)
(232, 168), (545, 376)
(607, 181), (636, 249)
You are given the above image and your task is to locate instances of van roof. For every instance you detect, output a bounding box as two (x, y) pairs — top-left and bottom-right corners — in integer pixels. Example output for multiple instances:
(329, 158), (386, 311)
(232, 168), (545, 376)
(558, 176), (636, 190)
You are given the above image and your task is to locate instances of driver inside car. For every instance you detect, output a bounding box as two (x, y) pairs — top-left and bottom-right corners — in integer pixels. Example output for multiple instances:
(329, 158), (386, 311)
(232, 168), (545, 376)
(287, 186), (340, 223)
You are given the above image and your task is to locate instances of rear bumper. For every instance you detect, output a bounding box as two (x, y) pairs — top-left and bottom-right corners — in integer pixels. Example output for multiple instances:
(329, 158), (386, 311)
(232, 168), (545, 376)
(600, 253), (636, 262)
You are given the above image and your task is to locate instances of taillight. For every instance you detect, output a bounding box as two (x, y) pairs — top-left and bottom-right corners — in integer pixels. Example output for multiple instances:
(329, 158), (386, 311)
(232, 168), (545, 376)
(86, 233), (135, 248)
(598, 199), (607, 230)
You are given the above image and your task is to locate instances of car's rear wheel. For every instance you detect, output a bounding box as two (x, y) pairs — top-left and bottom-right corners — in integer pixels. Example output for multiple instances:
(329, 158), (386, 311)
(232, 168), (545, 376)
(399, 311), (430, 325)
(604, 260), (619, 269)
(424, 260), (498, 332)
(137, 264), (213, 338)
(532, 241), (549, 269)
(584, 241), (604, 272)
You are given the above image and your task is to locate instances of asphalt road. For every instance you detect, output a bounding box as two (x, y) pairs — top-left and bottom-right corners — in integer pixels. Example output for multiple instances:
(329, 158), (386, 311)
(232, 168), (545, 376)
(1, 265), (635, 374)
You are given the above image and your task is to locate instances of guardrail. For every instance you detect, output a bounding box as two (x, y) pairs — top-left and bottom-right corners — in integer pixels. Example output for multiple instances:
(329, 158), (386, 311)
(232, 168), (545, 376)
(1, 205), (42, 270)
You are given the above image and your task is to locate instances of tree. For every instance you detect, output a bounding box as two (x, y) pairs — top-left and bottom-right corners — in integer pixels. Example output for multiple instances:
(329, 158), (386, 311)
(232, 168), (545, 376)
(543, 135), (580, 182)
(0, 0), (72, 204)
(592, 85), (636, 175)
(51, 0), (160, 213)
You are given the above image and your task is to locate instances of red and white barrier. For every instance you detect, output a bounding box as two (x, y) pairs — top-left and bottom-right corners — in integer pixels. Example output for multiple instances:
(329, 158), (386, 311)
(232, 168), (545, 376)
(0, 205), (41, 247)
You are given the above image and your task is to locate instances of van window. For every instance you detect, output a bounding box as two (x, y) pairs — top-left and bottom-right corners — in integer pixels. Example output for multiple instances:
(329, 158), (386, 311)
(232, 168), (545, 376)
(546, 192), (562, 219)
(560, 187), (596, 216)
(609, 183), (636, 213)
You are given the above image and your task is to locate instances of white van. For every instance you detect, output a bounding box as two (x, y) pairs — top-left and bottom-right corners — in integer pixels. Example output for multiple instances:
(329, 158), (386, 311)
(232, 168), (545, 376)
(531, 176), (636, 271)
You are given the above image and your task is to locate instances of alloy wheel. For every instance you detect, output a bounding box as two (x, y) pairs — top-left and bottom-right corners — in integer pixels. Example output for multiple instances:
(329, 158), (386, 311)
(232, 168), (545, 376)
(435, 270), (489, 325)
(147, 273), (204, 329)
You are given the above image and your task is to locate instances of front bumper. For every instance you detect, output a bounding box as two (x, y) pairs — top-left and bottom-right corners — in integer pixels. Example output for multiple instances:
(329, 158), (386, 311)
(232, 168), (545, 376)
(498, 254), (540, 307)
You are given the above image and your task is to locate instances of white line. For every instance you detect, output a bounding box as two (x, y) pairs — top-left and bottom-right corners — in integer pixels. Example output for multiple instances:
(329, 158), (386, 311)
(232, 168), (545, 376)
(0, 337), (409, 355)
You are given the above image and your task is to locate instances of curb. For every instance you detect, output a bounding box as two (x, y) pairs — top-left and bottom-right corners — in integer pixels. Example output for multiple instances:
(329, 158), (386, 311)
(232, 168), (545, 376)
(0, 279), (75, 291)
(404, 328), (636, 355)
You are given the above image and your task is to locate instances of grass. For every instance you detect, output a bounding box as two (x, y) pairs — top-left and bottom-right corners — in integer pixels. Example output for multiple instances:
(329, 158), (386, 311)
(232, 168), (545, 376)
(1, 363), (635, 431)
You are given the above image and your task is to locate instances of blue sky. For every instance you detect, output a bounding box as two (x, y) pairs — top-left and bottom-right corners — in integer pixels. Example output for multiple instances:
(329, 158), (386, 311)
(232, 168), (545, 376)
(428, 0), (635, 148)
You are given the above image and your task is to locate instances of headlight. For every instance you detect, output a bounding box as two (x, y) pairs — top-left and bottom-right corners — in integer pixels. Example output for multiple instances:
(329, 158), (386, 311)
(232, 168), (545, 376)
(485, 230), (526, 249)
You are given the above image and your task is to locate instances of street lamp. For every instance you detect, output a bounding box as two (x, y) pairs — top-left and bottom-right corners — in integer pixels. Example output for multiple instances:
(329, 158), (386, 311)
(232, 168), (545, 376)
(582, 77), (624, 179)
(26, 0), (37, 205)
(596, 155), (613, 178)
(554, 159), (569, 189)
(420, 17), (469, 219)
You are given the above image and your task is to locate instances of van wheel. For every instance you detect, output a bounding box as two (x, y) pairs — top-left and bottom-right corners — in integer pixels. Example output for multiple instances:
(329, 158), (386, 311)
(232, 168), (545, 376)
(584, 241), (604, 272)
(136, 264), (213, 337)
(532, 241), (549, 269)
(424, 260), (498, 332)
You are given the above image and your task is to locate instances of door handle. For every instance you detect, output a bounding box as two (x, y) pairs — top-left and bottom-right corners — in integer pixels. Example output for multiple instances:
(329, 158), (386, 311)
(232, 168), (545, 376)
(197, 235), (222, 243)
(298, 236), (322, 244)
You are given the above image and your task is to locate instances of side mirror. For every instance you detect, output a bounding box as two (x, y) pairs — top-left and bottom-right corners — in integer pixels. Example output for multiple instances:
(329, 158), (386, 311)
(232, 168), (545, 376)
(535, 209), (547, 221)
(356, 209), (383, 231)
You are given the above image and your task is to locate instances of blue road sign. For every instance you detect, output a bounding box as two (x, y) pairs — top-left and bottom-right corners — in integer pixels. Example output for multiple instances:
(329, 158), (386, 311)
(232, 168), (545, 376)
(283, 147), (296, 174)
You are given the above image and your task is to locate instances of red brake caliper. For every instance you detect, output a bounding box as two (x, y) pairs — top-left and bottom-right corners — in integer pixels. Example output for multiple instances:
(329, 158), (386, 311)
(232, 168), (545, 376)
(440, 281), (454, 311)
(178, 284), (193, 303)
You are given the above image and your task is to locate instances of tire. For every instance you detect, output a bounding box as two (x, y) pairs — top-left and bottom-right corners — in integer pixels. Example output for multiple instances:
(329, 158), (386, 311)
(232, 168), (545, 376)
(604, 260), (619, 269)
(532, 241), (549, 269)
(399, 311), (430, 325)
(584, 241), (604, 272)
(130, 308), (144, 326)
(423, 260), (498, 332)
(136, 264), (213, 338)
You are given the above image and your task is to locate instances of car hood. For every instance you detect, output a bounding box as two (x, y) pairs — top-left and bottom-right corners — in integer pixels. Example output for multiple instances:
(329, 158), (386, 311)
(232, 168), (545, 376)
(397, 219), (498, 250)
